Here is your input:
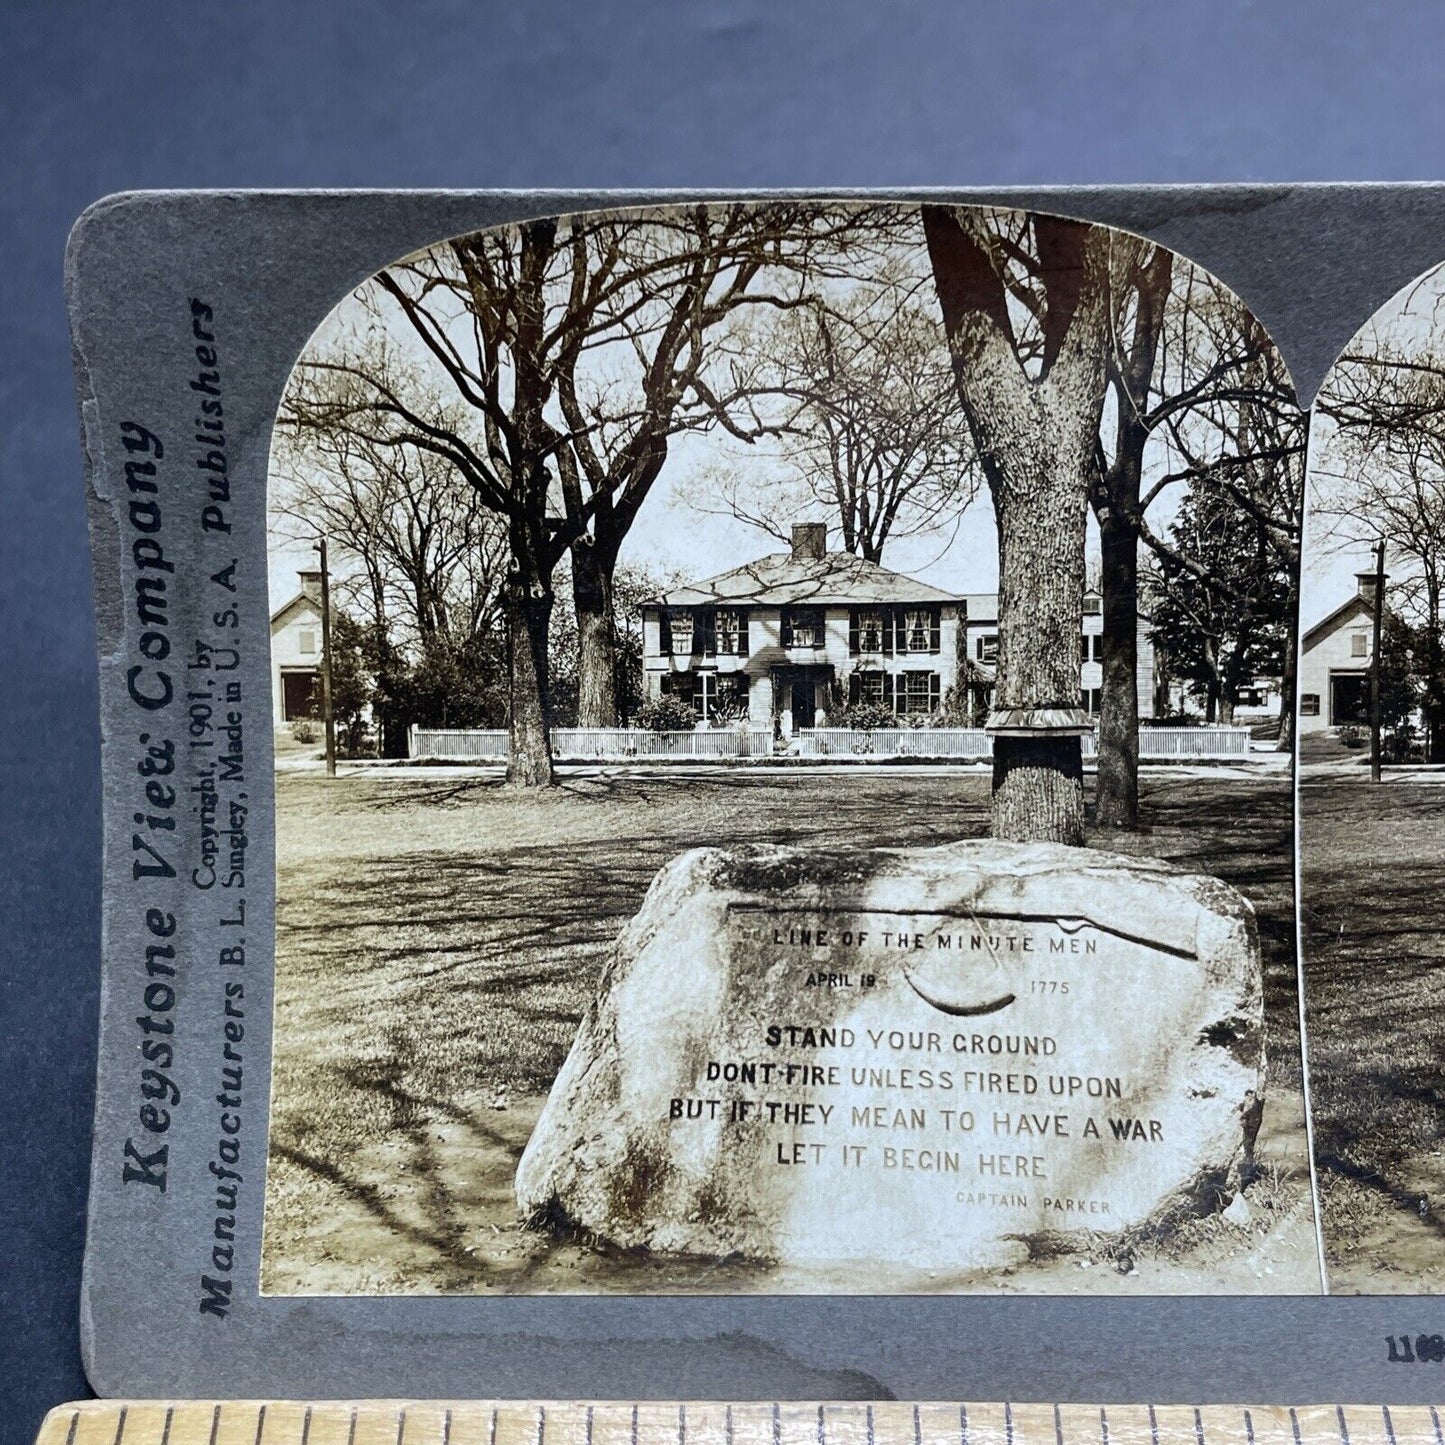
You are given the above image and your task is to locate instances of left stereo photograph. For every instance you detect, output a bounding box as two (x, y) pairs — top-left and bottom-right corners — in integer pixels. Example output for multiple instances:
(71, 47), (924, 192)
(75, 187), (1415, 1404)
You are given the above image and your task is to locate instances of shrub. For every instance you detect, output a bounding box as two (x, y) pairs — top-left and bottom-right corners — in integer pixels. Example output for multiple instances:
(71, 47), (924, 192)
(835, 701), (897, 730)
(636, 694), (700, 733)
(1337, 724), (1367, 749)
(289, 718), (318, 744)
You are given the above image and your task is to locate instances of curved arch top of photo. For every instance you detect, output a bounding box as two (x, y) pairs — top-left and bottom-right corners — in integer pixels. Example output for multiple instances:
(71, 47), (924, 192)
(1300, 260), (1445, 1293)
(258, 199), (1319, 1298)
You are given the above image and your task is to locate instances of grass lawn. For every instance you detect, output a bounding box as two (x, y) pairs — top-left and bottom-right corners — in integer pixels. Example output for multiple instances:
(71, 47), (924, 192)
(1300, 780), (1445, 1291)
(262, 768), (1308, 1295)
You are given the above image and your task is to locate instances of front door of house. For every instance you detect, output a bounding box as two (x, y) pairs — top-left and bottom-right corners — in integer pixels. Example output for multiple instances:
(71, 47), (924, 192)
(791, 671), (816, 729)
(1330, 672), (1369, 726)
(282, 669), (319, 721)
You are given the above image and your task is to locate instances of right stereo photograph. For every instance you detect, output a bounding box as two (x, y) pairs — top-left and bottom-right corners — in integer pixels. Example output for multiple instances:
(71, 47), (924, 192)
(1302, 259), (1445, 1293)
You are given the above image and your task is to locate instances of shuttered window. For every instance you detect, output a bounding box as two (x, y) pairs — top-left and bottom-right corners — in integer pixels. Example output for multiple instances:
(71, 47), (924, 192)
(716, 609), (748, 656)
(849, 669), (888, 705)
(665, 610), (693, 655)
(783, 606), (824, 648)
(896, 671), (940, 716)
(851, 609), (887, 654)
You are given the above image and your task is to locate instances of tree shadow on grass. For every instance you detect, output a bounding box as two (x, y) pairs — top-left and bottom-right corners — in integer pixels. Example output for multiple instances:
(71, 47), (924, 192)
(1301, 784), (1445, 1249)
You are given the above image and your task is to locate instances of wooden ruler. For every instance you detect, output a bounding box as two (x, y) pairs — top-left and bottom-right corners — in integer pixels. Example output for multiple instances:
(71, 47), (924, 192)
(30, 1403), (1445, 1445)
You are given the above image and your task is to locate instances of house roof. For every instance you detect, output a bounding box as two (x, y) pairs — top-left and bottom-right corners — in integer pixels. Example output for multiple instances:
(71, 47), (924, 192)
(1302, 594), (1372, 652)
(271, 590), (321, 631)
(654, 550), (966, 608)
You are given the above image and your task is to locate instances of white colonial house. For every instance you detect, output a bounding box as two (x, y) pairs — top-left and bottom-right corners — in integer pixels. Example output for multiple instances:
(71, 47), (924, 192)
(642, 524), (1161, 736)
(271, 570), (325, 726)
(1298, 570), (1382, 733)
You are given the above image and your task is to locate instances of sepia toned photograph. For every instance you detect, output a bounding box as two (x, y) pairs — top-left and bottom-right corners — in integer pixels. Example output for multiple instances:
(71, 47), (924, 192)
(1301, 262), (1445, 1292)
(258, 201), (1318, 1297)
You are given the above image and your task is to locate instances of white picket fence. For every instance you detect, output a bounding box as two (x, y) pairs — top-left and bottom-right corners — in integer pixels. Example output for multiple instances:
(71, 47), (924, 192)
(796, 727), (990, 758)
(553, 726), (773, 759)
(409, 723), (1252, 763)
(410, 726), (772, 761)
(798, 725), (1251, 760)
(410, 728), (509, 760)
(1130, 726), (1252, 759)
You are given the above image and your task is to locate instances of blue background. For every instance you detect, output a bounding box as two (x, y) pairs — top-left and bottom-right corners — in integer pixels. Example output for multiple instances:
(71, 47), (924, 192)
(5, 2), (1445, 1441)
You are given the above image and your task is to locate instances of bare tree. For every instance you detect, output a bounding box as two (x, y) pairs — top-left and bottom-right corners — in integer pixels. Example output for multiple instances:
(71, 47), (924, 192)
(1089, 257), (1304, 825)
(696, 282), (978, 559)
(1315, 333), (1445, 758)
(300, 204), (882, 783)
(923, 206), (1114, 844)
(275, 351), (508, 658)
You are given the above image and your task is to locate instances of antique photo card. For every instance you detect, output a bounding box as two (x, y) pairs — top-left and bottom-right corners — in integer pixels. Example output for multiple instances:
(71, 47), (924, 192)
(259, 201), (1315, 1299)
(1301, 260), (1445, 1296)
(68, 186), (1445, 1402)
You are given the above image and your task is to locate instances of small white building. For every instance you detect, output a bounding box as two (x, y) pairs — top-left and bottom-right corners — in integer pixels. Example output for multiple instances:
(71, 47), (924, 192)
(1298, 570), (1380, 733)
(271, 570), (324, 726)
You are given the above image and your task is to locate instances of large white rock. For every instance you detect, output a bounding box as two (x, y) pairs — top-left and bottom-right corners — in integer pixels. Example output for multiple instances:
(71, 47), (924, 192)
(515, 840), (1264, 1280)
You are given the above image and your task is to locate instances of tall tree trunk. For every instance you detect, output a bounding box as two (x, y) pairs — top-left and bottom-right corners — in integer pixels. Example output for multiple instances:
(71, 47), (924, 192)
(1095, 513), (1139, 828)
(505, 521), (556, 787)
(1277, 597), (1298, 751)
(990, 452), (1090, 845)
(1428, 582), (1445, 763)
(572, 535), (619, 728)
(923, 207), (1111, 847)
(1092, 245), (1170, 830)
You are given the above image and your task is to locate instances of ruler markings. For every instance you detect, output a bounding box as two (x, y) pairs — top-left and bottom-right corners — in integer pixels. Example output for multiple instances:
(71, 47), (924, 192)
(36, 1402), (1445, 1445)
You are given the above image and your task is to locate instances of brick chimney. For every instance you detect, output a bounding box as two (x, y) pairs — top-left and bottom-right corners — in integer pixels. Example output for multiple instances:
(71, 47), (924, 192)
(790, 522), (828, 560)
(1356, 569), (1387, 605)
(298, 569), (324, 605)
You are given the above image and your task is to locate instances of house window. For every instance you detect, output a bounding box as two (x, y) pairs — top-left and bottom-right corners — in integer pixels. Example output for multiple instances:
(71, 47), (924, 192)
(716, 609), (748, 656)
(298, 629), (317, 655)
(976, 634), (998, 664)
(698, 673), (747, 722)
(1083, 594), (1102, 616)
(666, 609), (694, 655)
(896, 671), (939, 717)
(1300, 693), (1320, 717)
(1351, 632), (1368, 658)
(853, 670), (887, 705)
(1090, 634), (1103, 662)
(856, 609), (886, 653)
(1080, 687), (1101, 715)
(902, 608), (938, 653)
(783, 606), (824, 649)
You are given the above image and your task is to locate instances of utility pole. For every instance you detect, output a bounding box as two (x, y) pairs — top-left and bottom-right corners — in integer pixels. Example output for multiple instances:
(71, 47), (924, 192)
(315, 535), (336, 779)
(1370, 537), (1386, 785)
